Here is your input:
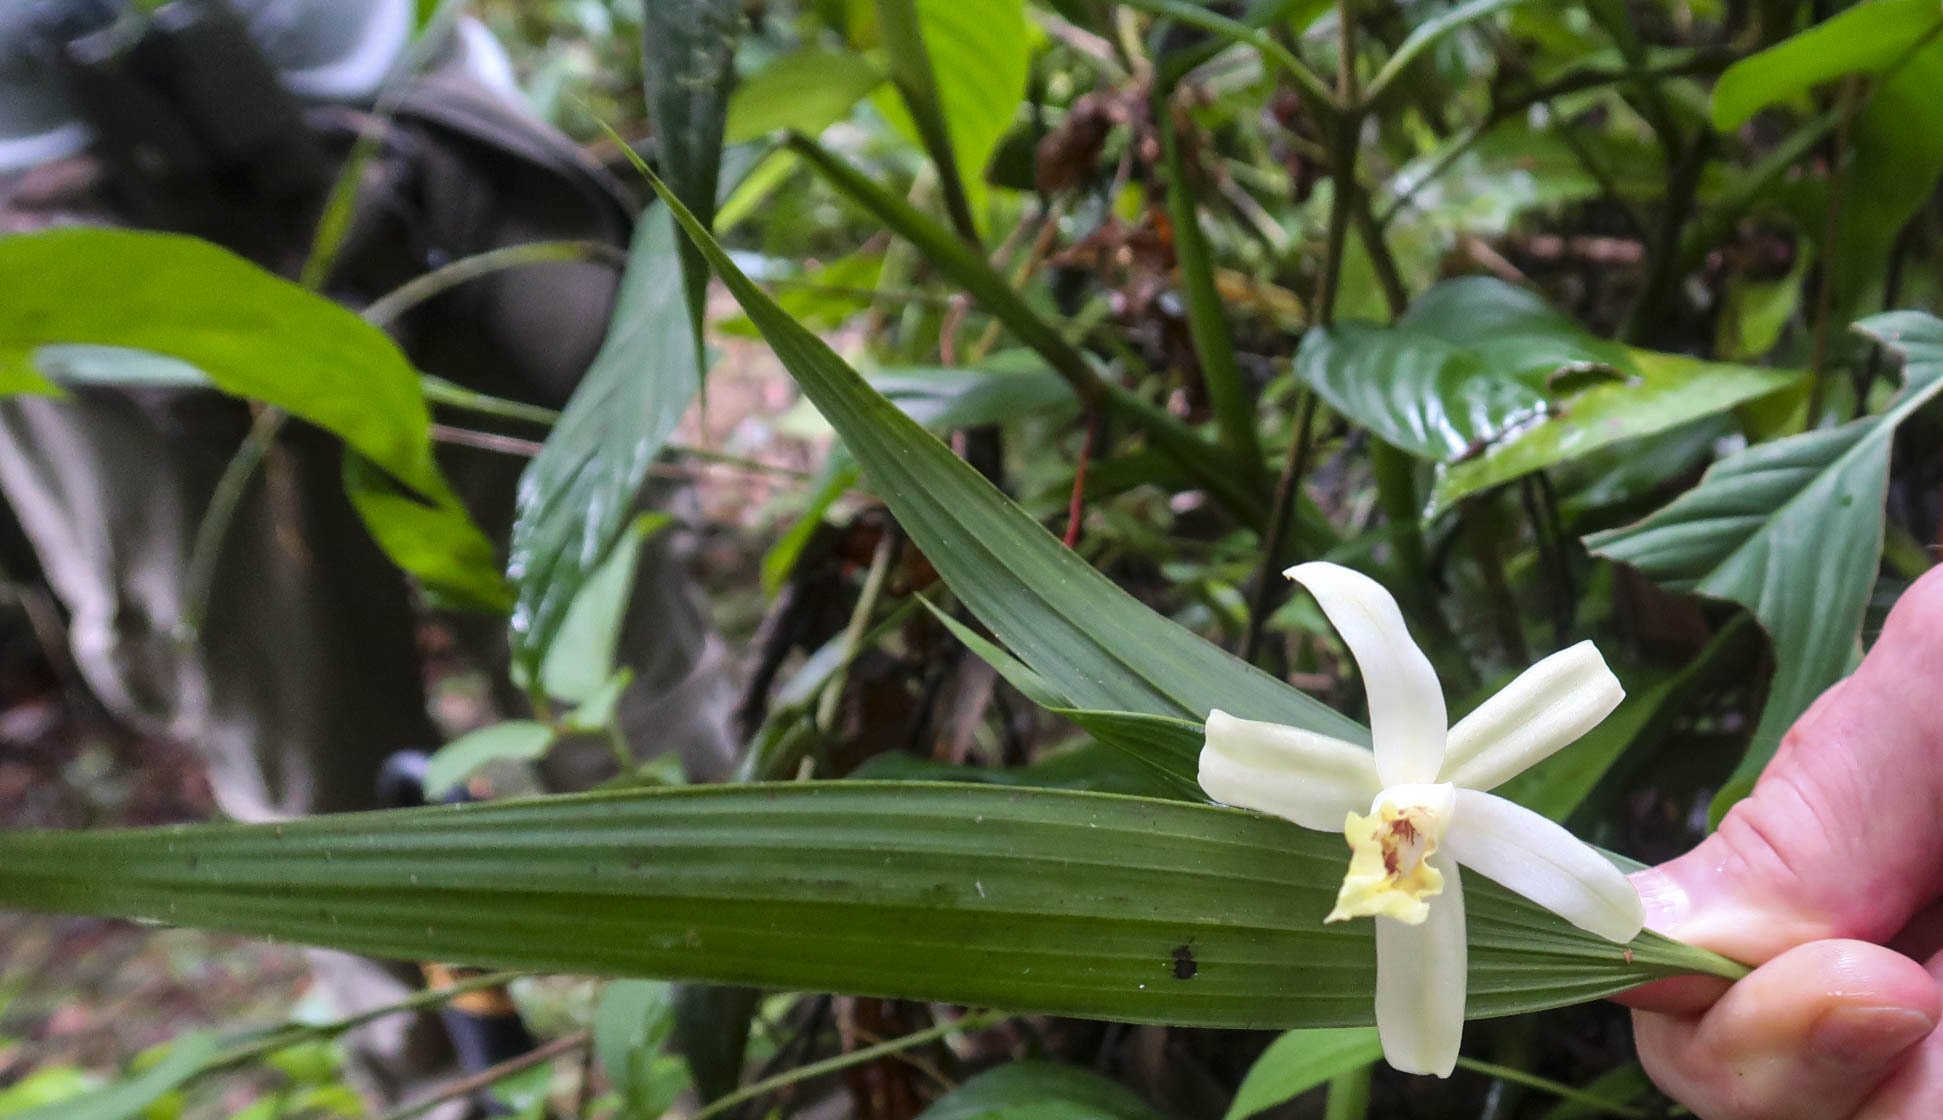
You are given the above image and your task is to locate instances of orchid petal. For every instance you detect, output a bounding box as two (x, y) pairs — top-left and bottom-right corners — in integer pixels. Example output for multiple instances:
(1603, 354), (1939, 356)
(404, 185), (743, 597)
(1440, 641), (1624, 791)
(1373, 853), (1465, 1078)
(1285, 562), (1446, 787)
(1199, 710), (1379, 830)
(1445, 790), (1645, 943)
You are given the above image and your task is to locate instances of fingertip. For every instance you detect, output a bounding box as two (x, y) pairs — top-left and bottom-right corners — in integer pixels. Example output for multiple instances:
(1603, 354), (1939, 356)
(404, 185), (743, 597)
(1633, 941), (1939, 1120)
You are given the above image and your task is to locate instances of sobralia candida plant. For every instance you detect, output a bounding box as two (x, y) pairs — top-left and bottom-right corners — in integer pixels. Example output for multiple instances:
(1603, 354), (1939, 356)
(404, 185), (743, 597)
(4, 0), (1943, 1117)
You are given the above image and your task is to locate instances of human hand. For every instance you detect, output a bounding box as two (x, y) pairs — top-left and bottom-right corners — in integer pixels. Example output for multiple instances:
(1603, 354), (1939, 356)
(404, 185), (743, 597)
(1618, 567), (1943, 1119)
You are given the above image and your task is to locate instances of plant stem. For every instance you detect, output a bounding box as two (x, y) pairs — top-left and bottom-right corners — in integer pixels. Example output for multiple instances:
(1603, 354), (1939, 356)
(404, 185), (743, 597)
(378, 1029), (590, 1120)
(1621, 127), (1713, 345)
(213, 970), (533, 1069)
(1322, 1063), (1372, 1120)
(1808, 73), (1862, 425)
(815, 528), (899, 733)
(363, 240), (627, 328)
(690, 1009), (1009, 1120)
(1244, 391), (1318, 662)
(419, 375), (562, 425)
(177, 406), (286, 643)
(1455, 1057), (1647, 1118)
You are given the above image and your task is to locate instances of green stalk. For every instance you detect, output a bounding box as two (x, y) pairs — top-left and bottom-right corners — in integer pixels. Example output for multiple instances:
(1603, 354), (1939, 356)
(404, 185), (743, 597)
(690, 1009), (1011, 1120)
(1156, 87), (1264, 477)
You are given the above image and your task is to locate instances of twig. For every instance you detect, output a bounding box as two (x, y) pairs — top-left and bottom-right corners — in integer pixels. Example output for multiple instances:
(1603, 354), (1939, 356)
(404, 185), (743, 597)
(1243, 391), (1318, 661)
(363, 240), (627, 328)
(178, 406), (286, 643)
(815, 529), (899, 732)
(690, 1010), (1008, 1120)
(1065, 407), (1103, 548)
(378, 1030), (589, 1120)
(1808, 73), (1862, 424)
(1454, 1057), (1646, 1118)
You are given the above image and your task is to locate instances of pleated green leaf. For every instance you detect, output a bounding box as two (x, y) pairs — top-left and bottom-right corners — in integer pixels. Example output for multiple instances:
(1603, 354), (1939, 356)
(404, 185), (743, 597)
(0, 784), (1739, 1028)
(1586, 311), (1943, 814)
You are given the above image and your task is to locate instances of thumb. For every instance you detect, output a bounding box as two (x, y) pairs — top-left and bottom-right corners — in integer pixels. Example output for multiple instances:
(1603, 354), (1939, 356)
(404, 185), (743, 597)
(1631, 567), (1943, 968)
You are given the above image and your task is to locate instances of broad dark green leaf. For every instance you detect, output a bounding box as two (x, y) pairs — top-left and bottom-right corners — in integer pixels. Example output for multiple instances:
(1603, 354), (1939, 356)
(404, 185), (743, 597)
(644, 152), (1333, 730)
(1710, 0), (1940, 130)
(724, 46), (884, 143)
(1296, 279), (1797, 513)
(1224, 1028), (1382, 1120)
(10, 1031), (219, 1120)
(0, 783), (1739, 1028)
(507, 211), (699, 686)
(918, 1061), (1167, 1120)
(1293, 320), (1546, 463)
(0, 229), (505, 610)
(1428, 349), (1799, 515)
(1586, 311), (1943, 813)
(642, 0), (741, 332)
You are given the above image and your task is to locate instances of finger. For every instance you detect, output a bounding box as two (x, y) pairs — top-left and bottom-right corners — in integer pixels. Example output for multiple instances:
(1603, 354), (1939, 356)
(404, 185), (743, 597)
(1851, 946), (1943, 1119)
(1633, 940), (1939, 1120)
(1630, 568), (1943, 964)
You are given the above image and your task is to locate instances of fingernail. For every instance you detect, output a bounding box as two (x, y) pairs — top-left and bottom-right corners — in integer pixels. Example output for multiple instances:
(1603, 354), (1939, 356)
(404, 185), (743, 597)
(1808, 1004), (1936, 1067)
(1630, 868), (1690, 937)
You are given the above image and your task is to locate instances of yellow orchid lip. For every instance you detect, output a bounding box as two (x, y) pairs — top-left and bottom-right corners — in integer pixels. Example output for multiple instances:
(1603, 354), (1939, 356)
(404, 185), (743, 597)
(1326, 788), (1452, 926)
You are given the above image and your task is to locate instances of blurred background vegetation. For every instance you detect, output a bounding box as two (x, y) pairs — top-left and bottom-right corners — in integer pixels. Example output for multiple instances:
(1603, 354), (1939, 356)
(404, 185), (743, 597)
(3, 0), (1942, 1116)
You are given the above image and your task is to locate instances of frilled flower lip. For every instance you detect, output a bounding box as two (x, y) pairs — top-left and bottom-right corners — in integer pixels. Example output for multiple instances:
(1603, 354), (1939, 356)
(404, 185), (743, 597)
(1197, 561), (1645, 1077)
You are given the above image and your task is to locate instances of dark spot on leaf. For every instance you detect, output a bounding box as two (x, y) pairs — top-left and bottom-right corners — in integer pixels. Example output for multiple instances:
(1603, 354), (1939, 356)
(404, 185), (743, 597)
(1171, 943), (1197, 980)
(186, 855), (198, 870)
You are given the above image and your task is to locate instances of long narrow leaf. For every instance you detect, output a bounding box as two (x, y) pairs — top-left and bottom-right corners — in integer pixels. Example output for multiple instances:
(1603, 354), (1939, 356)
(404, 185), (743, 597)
(0, 784), (1739, 1028)
(642, 0), (740, 340)
(872, 0), (986, 241)
(633, 151), (1346, 733)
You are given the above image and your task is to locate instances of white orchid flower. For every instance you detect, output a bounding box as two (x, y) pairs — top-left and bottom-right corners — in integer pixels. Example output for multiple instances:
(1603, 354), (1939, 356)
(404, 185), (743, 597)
(1199, 561), (1645, 1077)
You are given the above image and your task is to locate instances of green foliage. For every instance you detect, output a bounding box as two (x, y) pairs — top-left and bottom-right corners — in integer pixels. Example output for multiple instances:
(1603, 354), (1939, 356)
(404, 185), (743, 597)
(20, 0), (1943, 1110)
(1589, 312), (1943, 815)
(0, 230), (505, 610)
(1224, 1028), (1382, 1120)
(506, 212), (699, 689)
(0, 784), (1739, 1028)
(918, 1062), (1168, 1120)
